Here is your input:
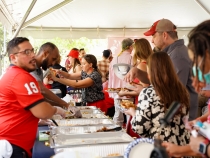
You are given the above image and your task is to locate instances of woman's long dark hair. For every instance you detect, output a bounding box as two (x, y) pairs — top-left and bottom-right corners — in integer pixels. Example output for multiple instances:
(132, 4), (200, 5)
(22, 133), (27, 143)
(188, 20), (210, 80)
(83, 54), (102, 76)
(148, 52), (189, 114)
(72, 58), (81, 73)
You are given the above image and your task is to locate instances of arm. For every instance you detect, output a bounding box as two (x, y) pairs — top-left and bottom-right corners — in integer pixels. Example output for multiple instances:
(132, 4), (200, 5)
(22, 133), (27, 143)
(57, 70), (81, 80)
(162, 142), (201, 157)
(137, 63), (150, 88)
(197, 112), (208, 122)
(190, 135), (210, 157)
(38, 81), (69, 108)
(201, 90), (210, 97)
(53, 77), (94, 89)
(124, 66), (150, 84)
(128, 83), (144, 94)
(29, 101), (57, 119)
(118, 90), (138, 97)
(43, 77), (49, 85)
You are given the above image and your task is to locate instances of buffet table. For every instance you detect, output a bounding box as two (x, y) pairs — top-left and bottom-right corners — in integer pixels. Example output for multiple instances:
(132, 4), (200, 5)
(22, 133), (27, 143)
(32, 106), (134, 158)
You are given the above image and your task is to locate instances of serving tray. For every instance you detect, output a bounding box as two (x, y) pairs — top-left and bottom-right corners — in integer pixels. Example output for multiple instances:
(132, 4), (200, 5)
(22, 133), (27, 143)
(50, 131), (134, 148)
(50, 125), (121, 135)
(53, 118), (114, 126)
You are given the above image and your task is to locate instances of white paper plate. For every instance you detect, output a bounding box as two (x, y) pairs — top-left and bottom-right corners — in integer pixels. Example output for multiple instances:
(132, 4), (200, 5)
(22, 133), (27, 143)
(124, 138), (154, 158)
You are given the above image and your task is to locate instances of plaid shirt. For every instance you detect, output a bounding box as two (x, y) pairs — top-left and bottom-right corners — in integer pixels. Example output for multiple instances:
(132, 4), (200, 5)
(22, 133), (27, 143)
(97, 59), (110, 83)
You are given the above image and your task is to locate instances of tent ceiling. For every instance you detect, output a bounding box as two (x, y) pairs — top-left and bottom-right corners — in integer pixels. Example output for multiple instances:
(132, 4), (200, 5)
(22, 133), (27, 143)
(2, 0), (210, 39)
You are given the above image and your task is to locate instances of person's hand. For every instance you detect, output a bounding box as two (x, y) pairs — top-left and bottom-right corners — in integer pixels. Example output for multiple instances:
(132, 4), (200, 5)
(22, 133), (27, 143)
(162, 142), (184, 157)
(182, 116), (199, 131)
(192, 77), (206, 93)
(49, 70), (58, 81)
(124, 107), (136, 116)
(189, 135), (206, 154)
(55, 106), (66, 118)
(124, 67), (138, 83)
(55, 69), (66, 78)
(200, 90), (210, 97)
(118, 90), (126, 97)
(38, 119), (55, 126)
(187, 118), (202, 131)
(129, 84), (144, 94)
(68, 106), (82, 118)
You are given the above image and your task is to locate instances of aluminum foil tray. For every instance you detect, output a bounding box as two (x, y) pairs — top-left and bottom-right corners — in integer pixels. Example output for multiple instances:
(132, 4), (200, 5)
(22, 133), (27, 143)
(54, 143), (127, 157)
(77, 106), (98, 110)
(50, 131), (133, 148)
(81, 113), (108, 119)
(54, 118), (114, 126)
(53, 112), (107, 120)
(81, 109), (102, 114)
(50, 125), (121, 135)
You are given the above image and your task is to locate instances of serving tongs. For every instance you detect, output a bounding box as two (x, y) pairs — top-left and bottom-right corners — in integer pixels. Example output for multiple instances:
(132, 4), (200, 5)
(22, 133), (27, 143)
(103, 126), (122, 132)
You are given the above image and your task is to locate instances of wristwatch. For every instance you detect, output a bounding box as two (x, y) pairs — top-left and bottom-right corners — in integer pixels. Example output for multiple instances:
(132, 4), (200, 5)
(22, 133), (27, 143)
(199, 139), (210, 156)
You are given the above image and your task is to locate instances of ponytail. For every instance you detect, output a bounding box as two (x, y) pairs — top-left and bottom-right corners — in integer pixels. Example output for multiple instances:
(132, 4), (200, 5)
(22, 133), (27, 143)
(94, 65), (102, 77)
(117, 46), (129, 56)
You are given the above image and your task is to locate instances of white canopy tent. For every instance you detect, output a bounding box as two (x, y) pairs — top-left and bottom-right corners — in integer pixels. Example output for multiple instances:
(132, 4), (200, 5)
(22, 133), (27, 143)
(1, 0), (210, 39)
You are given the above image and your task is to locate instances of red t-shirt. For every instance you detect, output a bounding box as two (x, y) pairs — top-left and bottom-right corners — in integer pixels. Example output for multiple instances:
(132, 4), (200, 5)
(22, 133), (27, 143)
(0, 66), (45, 157)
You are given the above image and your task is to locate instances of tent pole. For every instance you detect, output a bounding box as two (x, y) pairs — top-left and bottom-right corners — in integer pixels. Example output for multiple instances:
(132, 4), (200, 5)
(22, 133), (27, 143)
(12, 0), (37, 38)
(3, 25), (6, 53)
(0, 26), (5, 77)
(194, 0), (210, 15)
(22, 0), (73, 29)
(0, 0), (16, 26)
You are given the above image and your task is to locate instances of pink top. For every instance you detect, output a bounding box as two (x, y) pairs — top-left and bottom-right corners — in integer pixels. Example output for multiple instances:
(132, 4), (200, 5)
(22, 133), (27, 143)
(108, 51), (132, 98)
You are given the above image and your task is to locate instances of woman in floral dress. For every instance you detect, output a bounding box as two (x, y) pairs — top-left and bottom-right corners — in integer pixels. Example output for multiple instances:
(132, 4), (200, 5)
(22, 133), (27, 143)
(125, 52), (190, 146)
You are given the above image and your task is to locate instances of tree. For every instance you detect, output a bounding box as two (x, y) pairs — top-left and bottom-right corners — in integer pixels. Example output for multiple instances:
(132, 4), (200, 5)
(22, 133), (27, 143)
(31, 37), (107, 63)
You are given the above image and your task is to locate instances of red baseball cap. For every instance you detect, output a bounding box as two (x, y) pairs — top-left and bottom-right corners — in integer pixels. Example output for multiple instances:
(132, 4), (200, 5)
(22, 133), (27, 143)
(67, 49), (79, 59)
(144, 19), (176, 36)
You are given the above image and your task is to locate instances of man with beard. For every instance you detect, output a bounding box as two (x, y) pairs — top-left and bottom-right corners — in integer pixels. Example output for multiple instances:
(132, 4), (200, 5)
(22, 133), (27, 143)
(30, 42), (81, 117)
(125, 19), (198, 121)
(0, 37), (66, 158)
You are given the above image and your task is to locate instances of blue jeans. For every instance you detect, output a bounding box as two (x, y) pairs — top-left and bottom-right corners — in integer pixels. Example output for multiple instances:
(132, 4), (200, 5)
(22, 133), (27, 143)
(11, 144), (29, 158)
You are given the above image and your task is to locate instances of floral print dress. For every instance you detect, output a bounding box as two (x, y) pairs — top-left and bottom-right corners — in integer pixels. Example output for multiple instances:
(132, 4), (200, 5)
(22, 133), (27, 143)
(131, 85), (190, 146)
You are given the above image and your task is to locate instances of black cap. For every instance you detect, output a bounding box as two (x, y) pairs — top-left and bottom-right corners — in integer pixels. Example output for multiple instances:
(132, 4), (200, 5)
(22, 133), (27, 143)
(103, 50), (110, 58)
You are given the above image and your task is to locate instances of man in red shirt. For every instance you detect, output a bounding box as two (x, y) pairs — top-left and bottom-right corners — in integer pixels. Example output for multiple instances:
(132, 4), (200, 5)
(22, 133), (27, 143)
(0, 37), (66, 158)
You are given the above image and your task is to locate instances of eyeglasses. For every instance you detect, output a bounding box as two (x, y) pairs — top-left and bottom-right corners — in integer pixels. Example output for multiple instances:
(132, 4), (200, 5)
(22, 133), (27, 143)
(14, 48), (35, 56)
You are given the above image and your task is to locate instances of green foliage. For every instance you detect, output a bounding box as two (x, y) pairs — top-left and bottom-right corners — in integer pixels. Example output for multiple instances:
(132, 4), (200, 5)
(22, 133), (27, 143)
(30, 37), (107, 60)
(0, 23), (4, 53)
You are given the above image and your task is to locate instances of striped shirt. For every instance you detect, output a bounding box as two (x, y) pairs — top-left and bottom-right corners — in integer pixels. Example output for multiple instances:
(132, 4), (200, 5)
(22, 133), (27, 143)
(97, 59), (110, 83)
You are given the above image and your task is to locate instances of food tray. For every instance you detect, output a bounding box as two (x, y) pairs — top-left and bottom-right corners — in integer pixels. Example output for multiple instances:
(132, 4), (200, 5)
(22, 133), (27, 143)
(53, 112), (107, 120)
(50, 131), (133, 148)
(50, 125), (121, 135)
(54, 118), (114, 126)
(81, 113), (108, 119)
(81, 109), (102, 114)
(54, 143), (127, 157)
(76, 106), (98, 110)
